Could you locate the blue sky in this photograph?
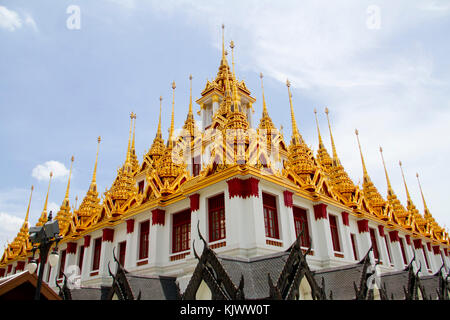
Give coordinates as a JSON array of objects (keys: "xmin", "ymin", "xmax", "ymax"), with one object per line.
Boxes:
[{"xmin": 1, "ymin": 0, "xmax": 450, "ymax": 249}]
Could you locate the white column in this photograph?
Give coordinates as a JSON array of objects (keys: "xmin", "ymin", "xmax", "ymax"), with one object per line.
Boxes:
[
  {"xmin": 149, "ymin": 218, "xmax": 168, "ymax": 267},
  {"xmin": 387, "ymin": 231, "xmax": 404, "ymax": 270},
  {"xmin": 125, "ymin": 219, "xmax": 137, "ymax": 270},
  {"xmin": 356, "ymin": 220, "xmax": 373, "ymax": 262},
  {"xmin": 312, "ymin": 204, "xmax": 333, "ymax": 261},
  {"xmin": 339, "ymin": 212, "xmax": 353, "ymax": 262},
  {"xmin": 99, "ymin": 229, "xmax": 114, "ymax": 278},
  {"xmin": 80, "ymin": 236, "xmax": 92, "ymax": 282}
]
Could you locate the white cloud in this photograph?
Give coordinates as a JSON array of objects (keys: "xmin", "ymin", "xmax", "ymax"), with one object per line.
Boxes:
[
  {"xmin": 0, "ymin": 212, "xmax": 25, "ymax": 250},
  {"xmin": 0, "ymin": 6, "xmax": 22, "ymax": 31},
  {"xmin": 32, "ymin": 161, "xmax": 70, "ymax": 181},
  {"xmin": 0, "ymin": 6, "xmax": 37, "ymax": 32}
]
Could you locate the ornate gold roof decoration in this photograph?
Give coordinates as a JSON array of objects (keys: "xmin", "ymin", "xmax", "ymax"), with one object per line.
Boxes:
[
  {"xmin": 55, "ymin": 156, "xmax": 74, "ymax": 235},
  {"xmin": 355, "ymin": 129, "xmax": 386, "ymax": 217},
  {"xmin": 379, "ymin": 147, "xmax": 407, "ymax": 223},
  {"xmin": 324, "ymin": 108, "xmax": 356, "ymax": 200},
  {"xmin": 36, "ymin": 171, "xmax": 53, "ymax": 226},
  {"xmin": 416, "ymin": 173, "xmax": 443, "ymax": 238},
  {"xmin": 74, "ymin": 137, "xmax": 102, "ymax": 230},
  {"xmin": 284, "ymin": 80, "xmax": 317, "ymax": 182},
  {"xmin": 182, "ymin": 75, "xmax": 201, "ymax": 140},
  {"xmin": 130, "ymin": 113, "xmax": 140, "ymax": 173},
  {"xmin": 398, "ymin": 161, "xmax": 422, "ymax": 231},
  {"xmin": 314, "ymin": 109, "xmax": 332, "ymax": 171}
]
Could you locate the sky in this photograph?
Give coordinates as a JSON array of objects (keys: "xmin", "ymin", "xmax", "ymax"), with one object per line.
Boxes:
[{"xmin": 1, "ymin": 0, "xmax": 450, "ymax": 250}]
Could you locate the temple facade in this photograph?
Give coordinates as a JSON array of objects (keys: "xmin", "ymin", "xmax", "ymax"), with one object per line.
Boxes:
[{"xmin": 1, "ymin": 27, "xmax": 449, "ymax": 300}]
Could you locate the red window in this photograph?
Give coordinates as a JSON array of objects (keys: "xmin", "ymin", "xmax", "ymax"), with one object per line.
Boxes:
[
  {"xmin": 208, "ymin": 194, "xmax": 226, "ymax": 242},
  {"xmin": 384, "ymin": 236, "xmax": 392, "ymax": 264},
  {"xmin": 263, "ymin": 193, "xmax": 279, "ymax": 239},
  {"xmin": 350, "ymin": 233, "xmax": 359, "ymax": 260},
  {"xmin": 399, "ymin": 238, "xmax": 408, "ymax": 265},
  {"xmin": 139, "ymin": 221, "xmax": 150, "ymax": 260},
  {"xmin": 118, "ymin": 241, "xmax": 127, "ymax": 266},
  {"xmin": 78, "ymin": 245, "xmax": 85, "ymax": 273},
  {"xmin": 172, "ymin": 209, "xmax": 191, "ymax": 253},
  {"xmin": 192, "ymin": 156, "xmax": 201, "ymax": 177},
  {"xmin": 369, "ymin": 228, "xmax": 380, "ymax": 260},
  {"xmin": 422, "ymin": 247, "xmax": 430, "ymax": 270},
  {"xmin": 329, "ymin": 215, "xmax": 341, "ymax": 252},
  {"xmin": 92, "ymin": 237, "xmax": 102, "ymax": 271},
  {"xmin": 293, "ymin": 206, "xmax": 310, "ymax": 248},
  {"xmin": 138, "ymin": 180, "xmax": 145, "ymax": 194},
  {"xmin": 58, "ymin": 250, "xmax": 67, "ymax": 279}
]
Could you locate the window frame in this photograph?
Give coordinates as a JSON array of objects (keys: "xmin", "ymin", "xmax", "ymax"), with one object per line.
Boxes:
[
  {"xmin": 92, "ymin": 237, "xmax": 102, "ymax": 272},
  {"xmin": 172, "ymin": 209, "xmax": 191, "ymax": 253},
  {"xmin": 329, "ymin": 214, "xmax": 341, "ymax": 253},
  {"xmin": 262, "ymin": 192, "xmax": 280, "ymax": 240},
  {"xmin": 369, "ymin": 228, "xmax": 380, "ymax": 261},
  {"xmin": 58, "ymin": 249, "xmax": 67, "ymax": 280},
  {"xmin": 208, "ymin": 193, "xmax": 226, "ymax": 243},
  {"xmin": 292, "ymin": 206, "xmax": 310, "ymax": 248},
  {"xmin": 138, "ymin": 220, "xmax": 150, "ymax": 260}
]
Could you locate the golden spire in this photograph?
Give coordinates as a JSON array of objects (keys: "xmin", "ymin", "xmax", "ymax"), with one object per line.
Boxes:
[
  {"xmin": 355, "ymin": 129, "xmax": 369, "ymax": 179},
  {"xmin": 92, "ymin": 136, "xmax": 101, "ymax": 185},
  {"xmin": 230, "ymin": 40, "xmax": 235, "ymax": 79},
  {"xmin": 168, "ymin": 81, "xmax": 176, "ymax": 148},
  {"xmin": 64, "ymin": 156, "xmax": 74, "ymax": 204},
  {"xmin": 314, "ymin": 109, "xmax": 325, "ymax": 148},
  {"xmin": 260, "ymin": 73, "xmax": 268, "ymax": 117},
  {"xmin": 183, "ymin": 75, "xmax": 200, "ymax": 139},
  {"xmin": 25, "ymin": 185, "xmax": 34, "ymax": 223},
  {"xmin": 130, "ymin": 112, "xmax": 139, "ymax": 172},
  {"xmin": 314, "ymin": 108, "xmax": 332, "ymax": 170},
  {"xmin": 189, "ymin": 75, "xmax": 193, "ymax": 116},
  {"xmin": 399, "ymin": 161, "xmax": 413, "ymax": 206},
  {"xmin": 398, "ymin": 161, "xmax": 420, "ymax": 225},
  {"xmin": 157, "ymin": 96, "xmax": 163, "ymax": 138},
  {"xmin": 416, "ymin": 173, "xmax": 431, "ymax": 218},
  {"xmin": 126, "ymin": 112, "xmax": 134, "ymax": 164},
  {"xmin": 37, "ymin": 172, "xmax": 53, "ymax": 226},
  {"xmin": 222, "ymin": 24, "xmax": 225, "ymax": 63},
  {"xmin": 286, "ymin": 79, "xmax": 301, "ymax": 144},
  {"xmin": 379, "ymin": 147, "xmax": 394, "ymax": 196},
  {"xmin": 325, "ymin": 107, "xmax": 339, "ymax": 164}
]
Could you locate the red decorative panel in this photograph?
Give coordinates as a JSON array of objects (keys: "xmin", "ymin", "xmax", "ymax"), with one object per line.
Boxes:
[
  {"xmin": 444, "ymin": 248, "xmax": 448, "ymax": 256},
  {"xmin": 126, "ymin": 219, "xmax": 135, "ymax": 234},
  {"xmin": 283, "ymin": 190, "xmax": 293, "ymax": 208},
  {"xmin": 16, "ymin": 261, "xmax": 25, "ymax": 271},
  {"xmin": 84, "ymin": 235, "xmax": 91, "ymax": 248},
  {"xmin": 341, "ymin": 212, "xmax": 349, "ymax": 226},
  {"xmin": 388, "ymin": 230, "xmax": 399, "ymax": 242},
  {"xmin": 413, "ymin": 239, "xmax": 422, "ymax": 249},
  {"xmin": 7, "ymin": 265, "xmax": 12, "ymax": 273},
  {"xmin": 170, "ymin": 252, "xmax": 190, "ymax": 261},
  {"xmin": 432, "ymin": 245, "xmax": 441, "ymax": 255},
  {"xmin": 0, "ymin": 269, "xmax": 5, "ymax": 277},
  {"xmin": 66, "ymin": 242, "xmax": 77, "ymax": 255},
  {"xmin": 378, "ymin": 225, "xmax": 385, "ymax": 237},
  {"xmin": 190, "ymin": 194, "xmax": 200, "ymax": 212},
  {"xmin": 152, "ymin": 209, "xmax": 165, "ymax": 226},
  {"xmin": 102, "ymin": 228, "xmax": 114, "ymax": 242},
  {"xmin": 357, "ymin": 220, "xmax": 369, "ymax": 233},
  {"xmin": 313, "ymin": 203, "xmax": 328, "ymax": 221},
  {"xmin": 405, "ymin": 235, "xmax": 411, "ymax": 245},
  {"xmin": 266, "ymin": 239, "xmax": 283, "ymax": 247},
  {"xmin": 226, "ymin": 177, "xmax": 259, "ymax": 199},
  {"xmin": 426, "ymin": 242, "xmax": 431, "ymax": 252},
  {"xmin": 210, "ymin": 241, "xmax": 226, "ymax": 250}
]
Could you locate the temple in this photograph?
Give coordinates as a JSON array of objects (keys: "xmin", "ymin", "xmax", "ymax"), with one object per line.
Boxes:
[{"xmin": 1, "ymin": 26, "xmax": 449, "ymax": 300}]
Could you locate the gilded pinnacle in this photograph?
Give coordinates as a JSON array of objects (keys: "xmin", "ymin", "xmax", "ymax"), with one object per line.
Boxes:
[{"xmin": 324, "ymin": 108, "xmax": 339, "ymax": 162}]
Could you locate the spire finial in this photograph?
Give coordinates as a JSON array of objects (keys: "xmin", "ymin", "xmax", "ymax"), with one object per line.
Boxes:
[
  {"xmin": 92, "ymin": 136, "xmax": 101, "ymax": 184},
  {"xmin": 325, "ymin": 107, "xmax": 339, "ymax": 162},
  {"xmin": 188, "ymin": 75, "xmax": 193, "ymax": 116},
  {"xmin": 286, "ymin": 79, "xmax": 300, "ymax": 140},
  {"xmin": 260, "ymin": 73, "xmax": 269, "ymax": 117},
  {"xmin": 379, "ymin": 146, "xmax": 393, "ymax": 195},
  {"xmin": 416, "ymin": 172, "xmax": 429, "ymax": 213},
  {"xmin": 222, "ymin": 24, "xmax": 225, "ymax": 60},
  {"xmin": 399, "ymin": 160, "xmax": 413, "ymax": 204},
  {"xmin": 64, "ymin": 156, "xmax": 74, "ymax": 202},
  {"xmin": 43, "ymin": 171, "xmax": 53, "ymax": 214},
  {"xmin": 126, "ymin": 112, "xmax": 135, "ymax": 163},
  {"xmin": 131, "ymin": 112, "xmax": 137, "ymax": 154},
  {"xmin": 230, "ymin": 40, "xmax": 235, "ymax": 79},
  {"xmin": 169, "ymin": 81, "xmax": 176, "ymax": 147},
  {"xmin": 157, "ymin": 96, "xmax": 163, "ymax": 138},
  {"xmin": 314, "ymin": 108, "xmax": 324, "ymax": 147},
  {"xmin": 25, "ymin": 185, "xmax": 34, "ymax": 223},
  {"xmin": 355, "ymin": 129, "xmax": 369, "ymax": 179}
]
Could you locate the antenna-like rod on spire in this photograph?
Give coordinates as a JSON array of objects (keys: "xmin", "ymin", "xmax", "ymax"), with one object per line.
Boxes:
[
  {"xmin": 126, "ymin": 112, "xmax": 135, "ymax": 162},
  {"xmin": 64, "ymin": 156, "xmax": 74, "ymax": 202},
  {"xmin": 230, "ymin": 40, "xmax": 235, "ymax": 78},
  {"xmin": 260, "ymin": 73, "xmax": 269, "ymax": 117},
  {"xmin": 379, "ymin": 147, "xmax": 393, "ymax": 195},
  {"xmin": 169, "ymin": 81, "xmax": 176, "ymax": 147},
  {"xmin": 325, "ymin": 108, "xmax": 339, "ymax": 162},
  {"xmin": 416, "ymin": 173, "xmax": 429, "ymax": 214},
  {"xmin": 25, "ymin": 185, "xmax": 34, "ymax": 223},
  {"xmin": 188, "ymin": 75, "xmax": 193, "ymax": 116},
  {"xmin": 314, "ymin": 108, "xmax": 324, "ymax": 148},
  {"xmin": 221, "ymin": 24, "xmax": 226, "ymax": 62},
  {"xmin": 399, "ymin": 161, "xmax": 413, "ymax": 204},
  {"xmin": 132, "ymin": 113, "xmax": 137, "ymax": 154},
  {"xmin": 355, "ymin": 129, "xmax": 369, "ymax": 179},
  {"xmin": 157, "ymin": 96, "xmax": 163, "ymax": 138},
  {"xmin": 92, "ymin": 136, "xmax": 101, "ymax": 184},
  {"xmin": 43, "ymin": 172, "xmax": 53, "ymax": 215},
  {"xmin": 286, "ymin": 79, "xmax": 300, "ymax": 140}
]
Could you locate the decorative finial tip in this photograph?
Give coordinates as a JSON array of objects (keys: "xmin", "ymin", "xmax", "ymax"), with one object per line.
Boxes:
[
  {"xmin": 160, "ymin": 96, "xmax": 163, "ymax": 101},
  {"xmin": 50, "ymin": 171, "xmax": 53, "ymax": 178},
  {"xmin": 399, "ymin": 160, "xmax": 402, "ymax": 166},
  {"xmin": 379, "ymin": 146, "xmax": 383, "ymax": 152},
  {"xmin": 355, "ymin": 129, "xmax": 359, "ymax": 135},
  {"xmin": 172, "ymin": 81, "xmax": 176, "ymax": 90},
  {"xmin": 325, "ymin": 107, "xmax": 329, "ymax": 114},
  {"xmin": 222, "ymin": 24, "xmax": 224, "ymax": 29},
  {"xmin": 71, "ymin": 155, "xmax": 74, "ymax": 162},
  {"xmin": 314, "ymin": 108, "xmax": 317, "ymax": 114},
  {"xmin": 31, "ymin": 185, "xmax": 34, "ymax": 191},
  {"xmin": 230, "ymin": 40, "xmax": 234, "ymax": 49},
  {"xmin": 98, "ymin": 136, "xmax": 101, "ymax": 143},
  {"xmin": 260, "ymin": 72, "xmax": 263, "ymax": 79},
  {"xmin": 416, "ymin": 173, "xmax": 419, "ymax": 178},
  {"xmin": 189, "ymin": 74, "xmax": 192, "ymax": 81},
  {"xmin": 286, "ymin": 79, "xmax": 291, "ymax": 87}
]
